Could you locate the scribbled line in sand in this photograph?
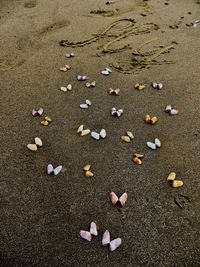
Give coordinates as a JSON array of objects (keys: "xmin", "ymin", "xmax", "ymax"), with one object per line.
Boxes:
[
  {"xmin": 111, "ymin": 39, "xmax": 178, "ymax": 74},
  {"xmin": 59, "ymin": 18, "xmax": 159, "ymax": 54}
]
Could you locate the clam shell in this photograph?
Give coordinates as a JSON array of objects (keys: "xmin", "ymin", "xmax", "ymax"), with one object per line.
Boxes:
[
  {"xmin": 151, "ymin": 116, "xmax": 158, "ymax": 125},
  {"xmin": 147, "ymin": 142, "xmax": 156, "ymax": 150},
  {"xmin": 165, "ymin": 105, "xmax": 172, "ymax": 112},
  {"xmin": 119, "ymin": 192, "xmax": 128, "ymax": 206},
  {"xmin": 27, "ymin": 144, "xmax": 37, "ymax": 151},
  {"xmin": 41, "ymin": 120, "xmax": 49, "ymax": 126},
  {"xmin": 134, "ymin": 83, "xmax": 139, "ymax": 89},
  {"xmin": 121, "ymin": 136, "xmax": 131, "ymax": 143},
  {"xmin": 110, "ymin": 238, "xmax": 122, "ymax": 252},
  {"xmin": 152, "ymin": 82, "xmax": 158, "ymax": 89},
  {"xmin": 101, "ymin": 70, "xmax": 109, "ymax": 75},
  {"xmin": 34, "ymin": 137, "xmax": 42, "ymax": 147},
  {"xmin": 80, "ymin": 230, "xmax": 92, "ymax": 241},
  {"xmin": 60, "ymin": 86, "xmax": 67, "ymax": 92},
  {"xmin": 83, "ymin": 164, "xmax": 91, "ymax": 171},
  {"xmin": 47, "ymin": 164, "xmax": 54, "ymax": 174},
  {"xmin": 81, "ymin": 129, "xmax": 91, "ymax": 136},
  {"xmin": 170, "ymin": 109, "xmax": 179, "ymax": 115},
  {"xmin": 126, "ymin": 131, "xmax": 134, "ymax": 139},
  {"xmin": 102, "ymin": 230, "xmax": 110, "ymax": 246},
  {"xmin": 90, "ymin": 222, "xmax": 98, "ymax": 236},
  {"xmin": 37, "ymin": 108, "xmax": 43, "ymax": 116},
  {"xmin": 85, "ymin": 99, "xmax": 91, "ymax": 106},
  {"xmin": 80, "ymin": 103, "xmax": 88, "ymax": 109},
  {"xmin": 145, "ymin": 114, "xmax": 151, "ymax": 123},
  {"xmin": 91, "ymin": 131, "xmax": 100, "ymax": 140},
  {"xmin": 85, "ymin": 170, "xmax": 94, "ymax": 177},
  {"xmin": 134, "ymin": 153, "xmax": 144, "ymax": 158},
  {"xmin": 132, "ymin": 156, "xmax": 142, "ymax": 165},
  {"xmin": 45, "ymin": 116, "xmax": 52, "ymax": 122},
  {"xmin": 100, "ymin": 129, "xmax": 106, "ymax": 138},
  {"xmin": 67, "ymin": 84, "xmax": 72, "ymax": 91},
  {"xmin": 53, "ymin": 165, "xmax": 62, "ymax": 175},
  {"xmin": 155, "ymin": 138, "xmax": 161, "ymax": 147},
  {"xmin": 138, "ymin": 84, "xmax": 145, "ymax": 90},
  {"xmin": 77, "ymin": 124, "xmax": 84, "ymax": 133},
  {"xmin": 110, "ymin": 192, "xmax": 118, "ymax": 205},
  {"xmin": 167, "ymin": 172, "xmax": 176, "ymax": 181},
  {"xmin": 172, "ymin": 180, "xmax": 183, "ymax": 188}
]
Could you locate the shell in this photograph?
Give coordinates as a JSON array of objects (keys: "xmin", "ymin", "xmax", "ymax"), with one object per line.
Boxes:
[
  {"xmin": 67, "ymin": 84, "xmax": 72, "ymax": 91},
  {"xmin": 45, "ymin": 116, "xmax": 52, "ymax": 122},
  {"xmin": 60, "ymin": 86, "xmax": 67, "ymax": 92},
  {"xmin": 147, "ymin": 142, "xmax": 156, "ymax": 150},
  {"xmin": 80, "ymin": 230, "xmax": 92, "ymax": 241},
  {"xmin": 100, "ymin": 129, "xmax": 106, "ymax": 139},
  {"xmin": 145, "ymin": 114, "xmax": 151, "ymax": 123},
  {"xmin": 121, "ymin": 136, "xmax": 131, "ymax": 143},
  {"xmin": 81, "ymin": 129, "xmax": 91, "ymax": 136},
  {"xmin": 126, "ymin": 131, "xmax": 134, "ymax": 139},
  {"xmin": 110, "ymin": 192, "xmax": 118, "ymax": 205},
  {"xmin": 91, "ymin": 131, "xmax": 100, "ymax": 140},
  {"xmin": 119, "ymin": 192, "xmax": 128, "ymax": 206},
  {"xmin": 53, "ymin": 165, "xmax": 62, "ymax": 175},
  {"xmin": 85, "ymin": 170, "xmax": 94, "ymax": 177},
  {"xmin": 155, "ymin": 138, "xmax": 161, "ymax": 147},
  {"xmin": 80, "ymin": 104, "xmax": 88, "ymax": 109},
  {"xmin": 138, "ymin": 84, "xmax": 145, "ymax": 90},
  {"xmin": 134, "ymin": 83, "xmax": 140, "ymax": 89},
  {"xmin": 172, "ymin": 180, "xmax": 183, "ymax": 188},
  {"xmin": 102, "ymin": 230, "xmax": 110, "ymax": 246},
  {"xmin": 41, "ymin": 120, "xmax": 49, "ymax": 126},
  {"xmin": 170, "ymin": 109, "xmax": 179, "ymax": 115},
  {"xmin": 134, "ymin": 153, "xmax": 144, "ymax": 158},
  {"xmin": 77, "ymin": 125, "xmax": 84, "ymax": 133},
  {"xmin": 34, "ymin": 137, "xmax": 42, "ymax": 147},
  {"xmin": 152, "ymin": 82, "xmax": 158, "ymax": 89},
  {"xmin": 165, "ymin": 105, "xmax": 172, "ymax": 112},
  {"xmin": 83, "ymin": 164, "xmax": 91, "ymax": 171},
  {"xmin": 167, "ymin": 172, "xmax": 176, "ymax": 181},
  {"xmin": 151, "ymin": 116, "xmax": 158, "ymax": 125},
  {"xmin": 109, "ymin": 238, "xmax": 122, "ymax": 251},
  {"xmin": 85, "ymin": 99, "xmax": 91, "ymax": 106},
  {"xmin": 27, "ymin": 144, "xmax": 37, "ymax": 151},
  {"xmin": 101, "ymin": 70, "xmax": 109, "ymax": 75},
  {"xmin": 158, "ymin": 83, "xmax": 163, "ymax": 89},
  {"xmin": 132, "ymin": 156, "xmax": 142, "ymax": 165},
  {"xmin": 90, "ymin": 222, "xmax": 98, "ymax": 236},
  {"xmin": 47, "ymin": 164, "xmax": 54, "ymax": 174}
]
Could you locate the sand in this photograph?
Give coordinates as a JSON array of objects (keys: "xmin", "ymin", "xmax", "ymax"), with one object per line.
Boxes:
[{"xmin": 0, "ymin": 0, "xmax": 200, "ymax": 266}]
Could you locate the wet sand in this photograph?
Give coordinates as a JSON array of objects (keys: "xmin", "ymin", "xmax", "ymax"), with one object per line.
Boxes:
[{"xmin": 0, "ymin": 0, "xmax": 200, "ymax": 266}]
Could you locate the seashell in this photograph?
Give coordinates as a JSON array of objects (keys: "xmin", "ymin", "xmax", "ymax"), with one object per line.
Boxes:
[
  {"xmin": 47, "ymin": 164, "xmax": 54, "ymax": 174},
  {"xmin": 90, "ymin": 222, "xmax": 98, "ymax": 236},
  {"xmin": 80, "ymin": 230, "xmax": 92, "ymax": 241},
  {"xmin": 91, "ymin": 131, "xmax": 100, "ymax": 140},
  {"xmin": 80, "ymin": 104, "xmax": 88, "ymax": 109},
  {"xmin": 60, "ymin": 65, "xmax": 70, "ymax": 72},
  {"xmin": 60, "ymin": 86, "xmax": 67, "ymax": 92},
  {"xmin": 170, "ymin": 109, "xmax": 179, "ymax": 115},
  {"xmin": 145, "ymin": 114, "xmax": 151, "ymax": 123},
  {"xmin": 85, "ymin": 82, "xmax": 91, "ymax": 88},
  {"xmin": 138, "ymin": 84, "xmax": 145, "ymax": 90},
  {"xmin": 172, "ymin": 180, "xmax": 183, "ymax": 188},
  {"xmin": 32, "ymin": 108, "xmax": 43, "ymax": 116},
  {"xmin": 67, "ymin": 84, "xmax": 72, "ymax": 91},
  {"xmin": 152, "ymin": 82, "xmax": 158, "ymax": 89},
  {"xmin": 77, "ymin": 75, "xmax": 82, "ymax": 81},
  {"xmin": 165, "ymin": 105, "xmax": 172, "ymax": 112},
  {"xmin": 109, "ymin": 192, "xmax": 118, "ymax": 205},
  {"xmin": 85, "ymin": 170, "xmax": 94, "ymax": 177},
  {"xmin": 45, "ymin": 116, "xmax": 52, "ymax": 122},
  {"xmin": 126, "ymin": 131, "xmax": 134, "ymax": 139},
  {"xmin": 41, "ymin": 120, "xmax": 49, "ymax": 126},
  {"xmin": 53, "ymin": 165, "xmax": 62, "ymax": 175},
  {"xmin": 167, "ymin": 172, "xmax": 176, "ymax": 181},
  {"xmin": 81, "ymin": 129, "xmax": 91, "ymax": 136},
  {"xmin": 102, "ymin": 230, "xmax": 111, "ymax": 246},
  {"xmin": 132, "ymin": 156, "xmax": 142, "ymax": 165},
  {"xmin": 100, "ymin": 129, "xmax": 106, "ymax": 139},
  {"xmin": 82, "ymin": 76, "xmax": 87, "ymax": 81},
  {"xmin": 155, "ymin": 138, "xmax": 161, "ymax": 147},
  {"xmin": 109, "ymin": 238, "xmax": 122, "ymax": 251},
  {"xmin": 77, "ymin": 125, "xmax": 84, "ymax": 133},
  {"xmin": 34, "ymin": 137, "xmax": 42, "ymax": 147},
  {"xmin": 151, "ymin": 116, "xmax": 158, "ymax": 125},
  {"xmin": 147, "ymin": 142, "xmax": 156, "ymax": 150},
  {"xmin": 119, "ymin": 192, "xmax": 128, "ymax": 206},
  {"xmin": 101, "ymin": 70, "xmax": 109, "ymax": 75},
  {"xmin": 134, "ymin": 83, "xmax": 140, "ymax": 89},
  {"xmin": 47, "ymin": 164, "xmax": 62, "ymax": 175},
  {"xmin": 121, "ymin": 136, "xmax": 131, "ymax": 143},
  {"xmin": 157, "ymin": 83, "xmax": 163, "ymax": 89},
  {"xmin": 27, "ymin": 144, "xmax": 37, "ymax": 151},
  {"xmin": 106, "ymin": 67, "xmax": 112, "ymax": 73},
  {"xmin": 85, "ymin": 99, "xmax": 91, "ymax": 106},
  {"xmin": 65, "ymin": 52, "xmax": 74, "ymax": 58},
  {"xmin": 83, "ymin": 164, "xmax": 91, "ymax": 171},
  {"xmin": 134, "ymin": 153, "xmax": 144, "ymax": 158}
]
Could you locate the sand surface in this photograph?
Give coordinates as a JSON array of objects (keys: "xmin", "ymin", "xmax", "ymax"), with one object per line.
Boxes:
[{"xmin": 0, "ymin": 0, "xmax": 200, "ymax": 266}]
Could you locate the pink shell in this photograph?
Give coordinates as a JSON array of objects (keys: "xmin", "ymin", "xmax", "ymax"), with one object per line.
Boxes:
[{"xmin": 80, "ymin": 230, "xmax": 92, "ymax": 241}]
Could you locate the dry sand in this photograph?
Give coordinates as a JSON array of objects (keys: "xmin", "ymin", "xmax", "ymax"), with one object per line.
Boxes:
[{"xmin": 0, "ymin": 0, "xmax": 200, "ymax": 266}]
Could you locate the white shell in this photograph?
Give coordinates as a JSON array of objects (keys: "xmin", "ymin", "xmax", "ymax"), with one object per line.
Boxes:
[
  {"xmin": 80, "ymin": 104, "xmax": 88, "ymax": 109},
  {"xmin": 102, "ymin": 230, "xmax": 110, "ymax": 246},
  {"xmin": 27, "ymin": 144, "xmax": 37, "ymax": 151},
  {"xmin": 34, "ymin": 137, "xmax": 42, "ymax": 147},
  {"xmin": 80, "ymin": 230, "xmax": 92, "ymax": 241},
  {"xmin": 67, "ymin": 84, "xmax": 72, "ymax": 91},
  {"xmin": 47, "ymin": 164, "xmax": 54, "ymax": 174},
  {"xmin": 170, "ymin": 109, "xmax": 179, "ymax": 115},
  {"xmin": 147, "ymin": 142, "xmax": 156, "ymax": 150},
  {"xmin": 53, "ymin": 165, "xmax": 62, "ymax": 175},
  {"xmin": 105, "ymin": 67, "xmax": 112, "ymax": 73},
  {"xmin": 110, "ymin": 238, "xmax": 122, "ymax": 251},
  {"xmin": 165, "ymin": 105, "xmax": 172, "ymax": 112},
  {"xmin": 85, "ymin": 99, "xmax": 91, "ymax": 106},
  {"xmin": 60, "ymin": 87, "xmax": 67, "ymax": 92},
  {"xmin": 91, "ymin": 131, "xmax": 100, "ymax": 140},
  {"xmin": 158, "ymin": 83, "xmax": 163, "ymax": 89},
  {"xmin": 155, "ymin": 138, "xmax": 161, "ymax": 147},
  {"xmin": 101, "ymin": 70, "xmax": 109, "ymax": 75},
  {"xmin": 100, "ymin": 129, "xmax": 106, "ymax": 138},
  {"xmin": 152, "ymin": 82, "xmax": 158, "ymax": 88},
  {"xmin": 90, "ymin": 222, "xmax": 98, "ymax": 236}
]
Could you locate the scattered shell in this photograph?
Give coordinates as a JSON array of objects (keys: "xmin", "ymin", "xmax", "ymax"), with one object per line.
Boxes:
[
  {"xmin": 167, "ymin": 172, "xmax": 176, "ymax": 181},
  {"xmin": 134, "ymin": 82, "xmax": 145, "ymax": 90},
  {"xmin": 60, "ymin": 65, "xmax": 70, "ymax": 72},
  {"xmin": 83, "ymin": 164, "xmax": 91, "ymax": 171},
  {"xmin": 101, "ymin": 67, "xmax": 112, "ymax": 75},
  {"xmin": 121, "ymin": 136, "xmax": 131, "ymax": 143},
  {"xmin": 155, "ymin": 138, "xmax": 161, "ymax": 147},
  {"xmin": 172, "ymin": 180, "xmax": 183, "ymax": 188},
  {"xmin": 152, "ymin": 82, "xmax": 163, "ymax": 89},
  {"xmin": 170, "ymin": 109, "xmax": 179, "ymax": 115},
  {"xmin": 126, "ymin": 131, "xmax": 134, "ymax": 139},
  {"xmin": 108, "ymin": 88, "xmax": 120, "ymax": 95},
  {"xmin": 85, "ymin": 99, "xmax": 91, "ymax": 106},
  {"xmin": 47, "ymin": 164, "xmax": 62, "ymax": 175},
  {"xmin": 145, "ymin": 114, "xmax": 151, "ymax": 123},
  {"xmin": 27, "ymin": 144, "xmax": 37, "ymax": 151},
  {"xmin": 102, "ymin": 230, "xmax": 110, "ymax": 246},
  {"xmin": 151, "ymin": 116, "xmax": 158, "ymax": 125},
  {"xmin": 32, "ymin": 108, "xmax": 43, "ymax": 116},
  {"xmin": 109, "ymin": 192, "xmax": 118, "ymax": 206},
  {"xmin": 90, "ymin": 222, "xmax": 98, "ymax": 236},
  {"xmin": 86, "ymin": 81, "xmax": 96, "ymax": 88}
]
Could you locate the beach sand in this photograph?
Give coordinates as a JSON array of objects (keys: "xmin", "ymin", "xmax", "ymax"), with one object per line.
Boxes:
[{"xmin": 0, "ymin": 0, "xmax": 200, "ymax": 266}]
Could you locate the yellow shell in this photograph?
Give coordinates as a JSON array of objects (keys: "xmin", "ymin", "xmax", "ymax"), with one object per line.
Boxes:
[
  {"xmin": 167, "ymin": 172, "xmax": 176, "ymax": 181},
  {"xmin": 121, "ymin": 136, "xmax": 131, "ymax": 143},
  {"xmin": 145, "ymin": 114, "xmax": 151, "ymax": 123},
  {"xmin": 134, "ymin": 83, "xmax": 140, "ymax": 89},
  {"xmin": 138, "ymin": 84, "xmax": 145, "ymax": 90},
  {"xmin": 151, "ymin": 116, "xmax": 158, "ymax": 125},
  {"xmin": 85, "ymin": 170, "xmax": 94, "ymax": 177},
  {"xmin": 126, "ymin": 131, "xmax": 134, "ymax": 139},
  {"xmin": 83, "ymin": 164, "xmax": 91, "ymax": 171},
  {"xmin": 41, "ymin": 120, "xmax": 49, "ymax": 126},
  {"xmin": 132, "ymin": 156, "xmax": 142, "ymax": 165},
  {"xmin": 134, "ymin": 153, "xmax": 144, "ymax": 158},
  {"xmin": 27, "ymin": 144, "xmax": 37, "ymax": 151},
  {"xmin": 172, "ymin": 180, "xmax": 183, "ymax": 188},
  {"xmin": 81, "ymin": 129, "xmax": 91, "ymax": 136},
  {"xmin": 45, "ymin": 116, "xmax": 52, "ymax": 122}
]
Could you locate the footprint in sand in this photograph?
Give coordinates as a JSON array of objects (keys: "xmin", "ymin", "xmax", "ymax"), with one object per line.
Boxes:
[{"xmin": 24, "ymin": 0, "xmax": 37, "ymax": 8}]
